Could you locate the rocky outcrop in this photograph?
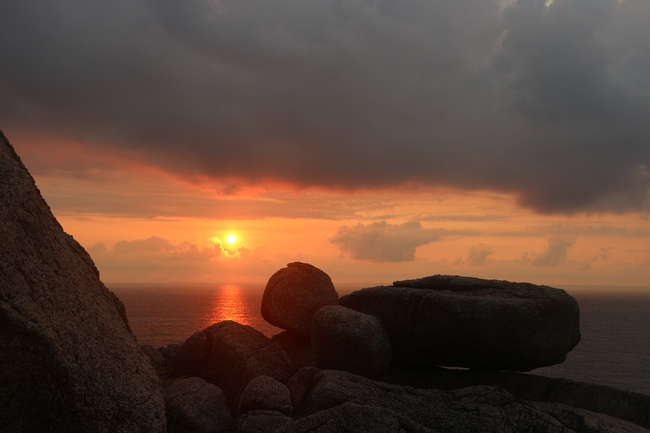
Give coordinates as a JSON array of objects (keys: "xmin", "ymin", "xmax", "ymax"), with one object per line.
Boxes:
[
  {"xmin": 238, "ymin": 375, "xmax": 293, "ymax": 416},
  {"xmin": 261, "ymin": 262, "xmax": 339, "ymax": 337},
  {"xmin": 236, "ymin": 410, "xmax": 292, "ymax": 433},
  {"xmin": 166, "ymin": 321, "xmax": 294, "ymax": 413},
  {"xmin": 0, "ymin": 130, "xmax": 166, "ymax": 431},
  {"xmin": 311, "ymin": 305, "xmax": 392, "ymax": 378},
  {"xmin": 284, "ymin": 369, "xmax": 648, "ymax": 433},
  {"xmin": 340, "ymin": 275, "xmax": 580, "ymax": 371},
  {"xmin": 380, "ymin": 365, "xmax": 650, "ymax": 429},
  {"xmin": 164, "ymin": 377, "xmax": 234, "ymax": 433}
]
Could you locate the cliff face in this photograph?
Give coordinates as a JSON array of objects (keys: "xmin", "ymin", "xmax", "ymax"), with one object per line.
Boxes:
[{"xmin": 0, "ymin": 130, "xmax": 166, "ymax": 432}]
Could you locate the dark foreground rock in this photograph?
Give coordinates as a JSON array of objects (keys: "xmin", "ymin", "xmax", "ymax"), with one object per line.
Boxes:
[
  {"xmin": 238, "ymin": 375, "xmax": 293, "ymax": 416},
  {"xmin": 164, "ymin": 377, "xmax": 234, "ymax": 433},
  {"xmin": 380, "ymin": 365, "xmax": 650, "ymax": 429},
  {"xmin": 340, "ymin": 274, "xmax": 580, "ymax": 371},
  {"xmin": 167, "ymin": 321, "xmax": 294, "ymax": 413},
  {"xmin": 0, "ymin": 131, "xmax": 166, "ymax": 431},
  {"xmin": 271, "ymin": 331, "xmax": 315, "ymax": 369},
  {"xmin": 284, "ymin": 369, "xmax": 648, "ymax": 433},
  {"xmin": 311, "ymin": 305, "xmax": 392, "ymax": 378},
  {"xmin": 262, "ymin": 262, "xmax": 339, "ymax": 337},
  {"xmin": 236, "ymin": 410, "xmax": 292, "ymax": 433}
]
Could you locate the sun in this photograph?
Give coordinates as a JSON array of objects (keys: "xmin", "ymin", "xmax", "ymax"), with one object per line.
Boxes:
[{"xmin": 227, "ymin": 234, "xmax": 237, "ymax": 244}]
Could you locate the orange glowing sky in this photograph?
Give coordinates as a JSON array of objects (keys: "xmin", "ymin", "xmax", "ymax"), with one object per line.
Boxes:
[{"xmin": 2, "ymin": 0, "xmax": 650, "ymax": 289}]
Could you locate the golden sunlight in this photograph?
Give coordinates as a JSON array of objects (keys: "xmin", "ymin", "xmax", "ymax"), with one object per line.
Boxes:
[{"xmin": 227, "ymin": 234, "xmax": 237, "ymax": 244}]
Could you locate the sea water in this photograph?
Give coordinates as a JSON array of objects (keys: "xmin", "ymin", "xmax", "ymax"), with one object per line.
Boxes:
[{"xmin": 110, "ymin": 283, "xmax": 650, "ymax": 396}]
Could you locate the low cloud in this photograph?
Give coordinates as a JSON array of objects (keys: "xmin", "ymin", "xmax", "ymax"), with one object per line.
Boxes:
[
  {"xmin": 466, "ymin": 244, "xmax": 495, "ymax": 267},
  {"xmin": 330, "ymin": 221, "xmax": 445, "ymax": 262},
  {"xmin": 533, "ymin": 237, "xmax": 576, "ymax": 267}
]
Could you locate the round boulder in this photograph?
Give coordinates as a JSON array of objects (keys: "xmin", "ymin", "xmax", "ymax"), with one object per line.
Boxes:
[
  {"xmin": 261, "ymin": 262, "xmax": 339, "ymax": 337},
  {"xmin": 238, "ymin": 375, "xmax": 293, "ymax": 416},
  {"xmin": 311, "ymin": 305, "xmax": 392, "ymax": 378}
]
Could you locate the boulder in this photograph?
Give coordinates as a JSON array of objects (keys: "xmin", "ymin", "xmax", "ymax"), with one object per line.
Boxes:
[
  {"xmin": 236, "ymin": 410, "xmax": 292, "ymax": 433},
  {"xmin": 166, "ymin": 320, "xmax": 294, "ymax": 413},
  {"xmin": 238, "ymin": 375, "xmax": 293, "ymax": 416},
  {"xmin": 340, "ymin": 274, "xmax": 580, "ymax": 371},
  {"xmin": 0, "ymin": 130, "xmax": 166, "ymax": 431},
  {"xmin": 311, "ymin": 305, "xmax": 392, "ymax": 378},
  {"xmin": 164, "ymin": 377, "xmax": 234, "ymax": 433},
  {"xmin": 286, "ymin": 370, "xmax": 648, "ymax": 433},
  {"xmin": 261, "ymin": 262, "xmax": 339, "ymax": 337}
]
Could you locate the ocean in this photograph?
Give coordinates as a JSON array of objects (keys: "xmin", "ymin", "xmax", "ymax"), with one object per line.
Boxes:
[{"xmin": 110, "ymin": 283, "xmax": 650, "ymax": 396}]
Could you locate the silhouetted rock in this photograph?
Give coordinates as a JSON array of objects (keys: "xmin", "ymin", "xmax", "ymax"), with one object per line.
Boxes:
[
  {"xmin": 311, "ymin": 305, "xmax": 392, "ymax": 378},
  {"xmin": 141, "ymin": 344, "xmax": 166, "ymax": 373},
  {"xmin": 271, "ymin": 331, "xmax": 315, "ymax": 369},
  {"xmin": 238, "ymin": 375, "xmax": 293, "ymax": 416},
  {"xmin": 286, "ymin": 366, "xmax": 322, "ymax": 410},
  {"xmin": 236, "ymin": 410, "xmax": 292, "ymax": 433},
  {"xmin": 285, "ymin": 370, "xmax": 647, "ymax": 433},
  {"xmin": 0, "ymin": 130, "xmax": 165, "ymax": 431},
  {"xmin": 167, "ymin": 321, "xmax": 294, "ymax": 413},
  {"xmin": 340, "ymin": 274, "xmax": 580, "ymax": 371},
  {"xmin": 262, "ymin": 262, "xmax": 339, "ymax": 337},
  {"xmin": 164, "ymin": 377, "xmax": 234, "ymax": 433},
  {"xmin": 380, "ymin": 365, "xmax": 650, "ymax": 429}
]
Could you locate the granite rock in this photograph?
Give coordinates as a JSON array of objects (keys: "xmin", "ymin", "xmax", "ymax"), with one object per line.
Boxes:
[
  {"xmin": 340, "ymin": 274, "xmax": 580, "ymax": 371},
  {"xmin": 0, "ymin": 130, "xmax": 166, "ymax": 431},
  {"xmin": 236, "ymin": 410, "xmax": 292, "ymax": 433},
  {"xmin": 164, "ymin": 377, "xmax": 234, "ymax": 433},
  {"xmin": 262, "ymin": 262, "xmax": 339, "ymax": 337},
  {"xmin": 311, "ymin": 305, "xmax": 392, "ymax": 377},
  {"xmin": 238, "ymin": 375, "xmax": 293, "ymax": 416},
  {"xmin": 166, "ymin": 320, "xmax": 294, "ymax": 413}
]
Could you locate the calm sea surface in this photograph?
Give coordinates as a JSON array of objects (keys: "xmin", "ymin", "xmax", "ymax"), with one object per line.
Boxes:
[{"xmin": 110, "ymin": 283, "xmax": 650, "ymax": 396}]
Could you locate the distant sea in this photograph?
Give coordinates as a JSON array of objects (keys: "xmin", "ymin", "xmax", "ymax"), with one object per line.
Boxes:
[{"xmin": 110, "ymin": 283, "xmax": 650, "ymax": 396}]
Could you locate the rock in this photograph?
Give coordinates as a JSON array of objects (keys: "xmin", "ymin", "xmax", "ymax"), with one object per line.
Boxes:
[
  {"xmin": 140, "ymin": 344, "xmax": 166, "ymax": 370},
  {"xmin": 164, "ymin": 377, "xmax": 234, "ymax": 433},
  {"xmin": 238, "ymin": 375, "xmax": 293, "ymax": 416},
  {"xmin": 288, "ymin": 370, "xmax": 648, "ymax": 433},
  {"xmin": 311, "ymin": 305, "xmax": 392, "ymax": 378},
  {"xmin": 380, "ymin": 365, "xmax": 650, "ymax": 429},
  {"xmin": 340, "ymin": 274, "xmax": 580, "ymax": 371},
  {"xmin": 286, "ymin": 366, "xmax": 322, "ymax": 409},
  {"xmin": 166, "ymin": 320, "xmax": 294, "ymax": 413},
  {"xmin": 262, "ymin": 262, "xmax": 339, "ymax": 337},
  {"xmin": 271, "ymin": 331, "xmax": 315, "ymax": 369},
  {"xmin": 236, "ymin": 410, "xmax": 292, "ymax": 433},
  {"xmin": 278, "ymin": 402, "xmax": 405, "ymax": 433},
  {"xmin": 0, "ymin": 130, "xmax": 166, "ymax": 431}
]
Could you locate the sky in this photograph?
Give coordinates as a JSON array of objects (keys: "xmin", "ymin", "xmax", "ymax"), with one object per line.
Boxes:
[{"xmin": 1, "ymin": 0, "xmax": 649, "ymax": 288}]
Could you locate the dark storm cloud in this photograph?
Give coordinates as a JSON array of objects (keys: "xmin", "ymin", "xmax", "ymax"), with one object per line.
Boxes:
[{"xmin": 1, "ymin": 0, "xmax": 649, "ymax": 213}]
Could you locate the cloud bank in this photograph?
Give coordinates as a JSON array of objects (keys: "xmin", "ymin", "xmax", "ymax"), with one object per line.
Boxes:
[{"xmin": 1, "ymin": 0, "xmax": 649, "ymax": 213}]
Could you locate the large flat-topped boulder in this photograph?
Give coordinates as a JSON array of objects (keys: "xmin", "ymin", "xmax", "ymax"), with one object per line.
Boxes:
[
  {"xmin": 339, "ymin": 274, "xmax": 580, "ymax": 371},
  {"xmin": 0, "ymin": 130, "xmax": 166, "ymax": 431}
]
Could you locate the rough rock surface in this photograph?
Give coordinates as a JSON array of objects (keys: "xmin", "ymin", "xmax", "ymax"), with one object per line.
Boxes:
[
  {"xmin": 261, "ymin": 262, "xmax": 339, "ymax": 336},
  {"xmin": 239, "ymin": 375, "xmax": 293, "ymax": 416},
  {"xmin": 166, "ymin": 320, "xmax": 294, "ymax": 413},
  {"xmin": 340, "ymin": 274, "xmax": 580, "ymax": 371},
  {"xmin": 164, "ymin": 377, "xmax": 234, "ymax": 433},
  {"xmin": 380, "ymin": 365, "xmax": 650, "ymax": 429},
  {"xmin": 311, "ymin": 305, "xmax": 392, "ymax": 377},
  {"xmin": 286, "ymin": 369, "xmax": 648, "ymax": 433},
  {"xmin": 0, "ymin": 130, "xmax": 166, "ymax": 431},
  {"xmin": 236, "ymin": 410, "xmax": 292, "ymax": 433}
]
